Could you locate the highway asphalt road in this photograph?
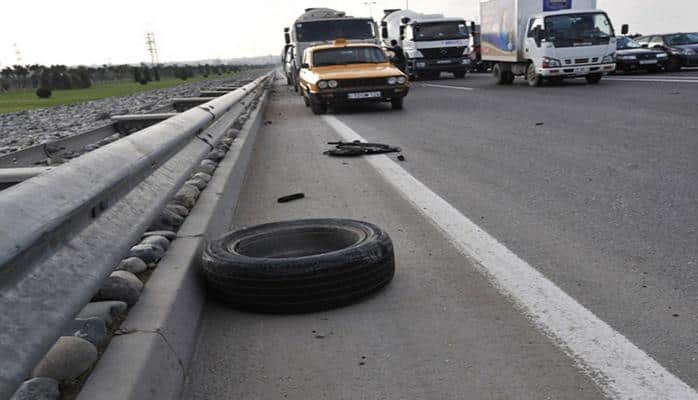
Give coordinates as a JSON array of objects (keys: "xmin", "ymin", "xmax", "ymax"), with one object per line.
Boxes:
[{"xmin": 182, "ymin": 71, "xmax": 698, "ymax": 399}]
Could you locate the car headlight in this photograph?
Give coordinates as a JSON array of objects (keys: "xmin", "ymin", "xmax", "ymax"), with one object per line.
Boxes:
[
  {"xmin": 317, "ymin": 80, "xmax": 328, "ymax": 89},
  {"xmin": 602, "ymin": 54, "xmax": 615, "ymax": 63},
  {"xmin": 542, "ymin": 57, "xmax": 561, "ymax": 68},
  {"xmin": 416, "ymin": 62, "xmax": 427, "ymax": 68},
  {"xmin": 683, "ymin": 48, "xmax": 696, "ymax": 55},
  {"xmin": 656, "ymin": 53, "xmax": 668, "ymax": 58},
  {"xmin": 619, "ymin": 55, "xmax": 637, "ymax": 61},
  {"xmin": 387, "ymin": 77, "xmax": 398, "ymax": 85},
  {"xmin": 461, "ymin": 58, "xmax": 471, "ymax": 64},
  {"xmin": 328, "ymin": 80, "xmax": 338, "ymax": 88},
  {"xmin": 397, "ymin": 76, "xmax": 407, "ymax": 84}
]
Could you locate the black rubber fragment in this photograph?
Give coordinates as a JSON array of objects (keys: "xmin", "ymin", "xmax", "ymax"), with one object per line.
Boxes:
[
  {"xmin": 277, "ymin": 193, "xmax": 305, "ymax": 203},
  {"xmin": 324, "ymin": 141, "xmax": 401, "ymax": 157}
]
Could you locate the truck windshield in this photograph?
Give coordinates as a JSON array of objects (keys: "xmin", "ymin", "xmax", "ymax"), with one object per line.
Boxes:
[
  {"xmin": 313, "ymin": 47, "xmax": 387, "ymax": 67},
  {"xmin": 413, "ymin": 22, "xmax": 468, "ymax": 41},
  {"xmin": 296, "ymin": 20, "xmax": 375, "ymax": 42},
  {"xmin": 544, "ymin": 13, "xmax": 614, "ymax": 48}
]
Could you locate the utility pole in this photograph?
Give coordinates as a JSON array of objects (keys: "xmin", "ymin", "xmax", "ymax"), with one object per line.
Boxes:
[
  {"xmin": 363, "ymin": 1, "xmax": 376, "ymax": 18},
  {"xmin": 145, "ymin": 32, "xmax": 159, "ymax": 65},
  {"xmin": 14, "ymin": 43, "xmax": 23, "ymax": 65}
]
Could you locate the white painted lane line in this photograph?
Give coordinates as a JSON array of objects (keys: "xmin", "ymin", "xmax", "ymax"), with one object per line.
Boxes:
[
  {"xmin": 322, "ymin": 114, "xmax": 698, "ymax": 400},
  {"xmin": 606, "ymin": 77, "xmax": 698, "ymax": 84},
  {"xmin": 421, "ymin": 83, "xmax": 476, "ymax": 91}
]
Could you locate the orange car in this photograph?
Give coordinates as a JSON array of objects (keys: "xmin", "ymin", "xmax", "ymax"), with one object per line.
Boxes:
[{"xmin": 298, "ymin": 40, "xmax": 410, "ymax": 115}]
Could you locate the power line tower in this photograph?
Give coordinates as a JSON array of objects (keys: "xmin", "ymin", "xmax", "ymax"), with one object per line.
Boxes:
[
  {"xmin": 14, "ymin": 43, "xmax": 23, "ymax": 65},
  {"xmin": 145, "ymin": 32, "xmax": 159, "ymax": 65}
]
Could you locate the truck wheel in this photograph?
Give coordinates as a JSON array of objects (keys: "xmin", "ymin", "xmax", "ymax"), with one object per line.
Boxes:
[
  {"xmin": 310, "ymin": 101, "xmax": 327, "ymax": 115},
  {"xmin": 200, "ymin": 219, "xmax": 395, "ymax": 313},
  {"xmin": 493, "ymin": 64, "xmax": 514, "ymax": 85},
  {"xmin": 585, "ymin": 74, "xmax": 602, "ymax": 84},
  {"xmin": 527, "ymin": 63, "xmax": 544, "ymax": 87},
  {"xmin": 453, "ymin": 71, "xmax": 466, "ymax": 79},
  {"xmin": 391, "ymin": 98, "xmax": 404, "ymax": 110}
]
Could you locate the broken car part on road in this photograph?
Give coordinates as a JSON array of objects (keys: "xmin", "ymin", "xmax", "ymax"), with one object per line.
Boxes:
[{"xmin": 324, "ymin": 141, "xmax": 402, "ymax": 157}]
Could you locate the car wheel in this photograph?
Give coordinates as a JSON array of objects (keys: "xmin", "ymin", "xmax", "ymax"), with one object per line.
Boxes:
[
  {"xmin": 201, "ymin": 219, "xmax": 395, "ymax": 313},
  {"xmin": 303, "ymin": 93, "xmax": 310, "ymax": 107},
  {"xmin": 666, "ymin": 57, "xmax": 682, "ymax": 72},
  {"xmin": 453, "ymin": 71, "xmax": 466, "ymax": 79},
  {"xmin": 310, "ymin": 101, "xmax": 327, "ymax": 115},
  {"xmin": 527, "ymin": 63, "xmax": 544, "ymax": 87},
  {"xmin": 586, "ymin": 74, "xmax": 602, "ymax": 84},
  {"xmin": 391, "ymin": 98, "xmax": 404, "ymax": 110}
]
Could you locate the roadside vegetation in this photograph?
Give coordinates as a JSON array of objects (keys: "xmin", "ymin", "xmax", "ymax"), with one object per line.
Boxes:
[
  {"xmin": 0, "ymin": 63, "xmax": 266, "ymax": 114},
  {"xmin": 0, "ymin": 75, "xmax": 232, "ymax": 114}
]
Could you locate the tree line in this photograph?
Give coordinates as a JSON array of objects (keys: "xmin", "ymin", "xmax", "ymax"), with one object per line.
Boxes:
[{"xmin": 0, "ymin": 63, "xmax": 255, "ymax": 98}]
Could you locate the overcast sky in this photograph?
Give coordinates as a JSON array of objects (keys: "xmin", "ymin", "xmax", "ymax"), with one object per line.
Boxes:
[{"xmin": 0, "ymin": 0, "xmax": 695, "ymax": 67}]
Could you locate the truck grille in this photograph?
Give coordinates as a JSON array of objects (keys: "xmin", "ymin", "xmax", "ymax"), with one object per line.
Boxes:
[
  {"xmin": 575, "ymin": 58, "xmax": 589, "ymax": 64},
  {"xmin": 337, "ymin": 78, "xmax": 388, "ymax": 88},
  {"xmin": 420, "ymin": 47, "xmax": 466, "ymax": 59}
]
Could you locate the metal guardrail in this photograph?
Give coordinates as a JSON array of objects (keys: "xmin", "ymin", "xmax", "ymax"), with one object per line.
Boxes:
[{"xmin": 0, "ymin": 72, "xmax": 272, "ymax": 398}]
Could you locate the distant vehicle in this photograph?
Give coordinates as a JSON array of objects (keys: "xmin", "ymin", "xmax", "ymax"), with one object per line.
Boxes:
[
  {"xmin": 480, "ymin": 0, "xmax": 618, "ymax": 86},
  {"xmin": 380, "ymin": 9, "xmax": 471, "ymax": 80},
  {"xmin": 284, "ymin": 8, "xmax": 380, "ymax": 92},
  {"xmin": 635, "ymin": 33, "xmax": 698, "ymax": 72},
  {"xmin": 615, "ymin": 36, "xmax": 668, "ymax": 73},
  {"xmin": 297, "ymin": 40, "xmax": 410, "ymax": 115}
]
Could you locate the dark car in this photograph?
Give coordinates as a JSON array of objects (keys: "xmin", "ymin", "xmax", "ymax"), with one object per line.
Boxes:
[
  {"xmin": 636, "ymin": 32, "xmax": 698, "ymax": 72},
  {"xmin": 615, "ymin": 37, "xmax": 668, "ymax": 73}
]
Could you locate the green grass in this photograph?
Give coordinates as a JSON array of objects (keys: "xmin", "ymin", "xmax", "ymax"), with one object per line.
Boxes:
[{"xmin": 0, "ymin": 74, "xmax": 236, "ymax": 115}]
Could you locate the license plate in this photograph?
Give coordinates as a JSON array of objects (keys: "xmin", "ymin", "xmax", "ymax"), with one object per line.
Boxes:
[
  {"xmin": 347, "ymin": 91, "xmax": 381, "ymax": 99},
  {"xmin": 640, "ymin": 60, "xmax": 658, "ymax": 65},
  {"xmin": 437, "ymin": 59, "xmax": 452, "ymax": 64}
]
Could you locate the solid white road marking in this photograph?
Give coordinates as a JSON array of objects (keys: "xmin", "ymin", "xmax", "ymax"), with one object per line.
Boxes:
[
  {"xmin": 606, "ymin": 77, "xmax": 698, "ymax": 84},
  {"xmin": 421, "ymin": 83, "xmax": 476, "ymax": 91},
  {"xmin": 322, "ymin": 114, "xmax": 698, "ymax": 400}
]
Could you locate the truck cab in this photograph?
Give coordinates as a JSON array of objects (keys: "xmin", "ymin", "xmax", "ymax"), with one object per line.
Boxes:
[
  {"xmin": 523, "ymin": 10, "xmax": 616, "ymax": 84},
  {"xmin": 381, "ymin": 10, "xmax": 471, "ymax": 80},
  {"xmin": 284, "ymin": 8, "xmax": 380, "ymax": 92}
]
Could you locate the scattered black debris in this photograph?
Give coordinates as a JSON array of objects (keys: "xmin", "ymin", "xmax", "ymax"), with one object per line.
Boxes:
[
  {"xmin": 672, "ymin": 313, "xmax": 679, "ymax": 317},
  {"xmin": 535, "ymin": 122, "xmax": 544, "ymax": 126},
  {"xmin": 359, "ymin": 361, "xmax": 366, "ymax": 366},
  {"xmin": 324, "ymin": 140, "xmax": 401, "ymax": 157},
  {"xmin": 278, "ymin": 193, "xmax": 305, "ymax": 203},
  {"xmin": 264, "ymin": 120, "xmax": 273, "ymax": 125},
  {"xmin": 397, "ymin": 154, "xmax": 405, "ymax": 162},
  {"xmin": 314, "ymin": 333, "xmax": 326, "ymax": 339}
]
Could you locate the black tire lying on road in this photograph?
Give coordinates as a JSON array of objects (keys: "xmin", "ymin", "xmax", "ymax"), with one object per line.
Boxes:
[{"xmin": 201, "ymin": 219, "xmax": 395, "ymax": 313}]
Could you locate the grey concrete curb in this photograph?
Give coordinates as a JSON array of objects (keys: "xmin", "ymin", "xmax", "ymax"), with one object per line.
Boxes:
[{"xmin": 76, "ymin": 84, "xmax": 272, "ymax": 400}]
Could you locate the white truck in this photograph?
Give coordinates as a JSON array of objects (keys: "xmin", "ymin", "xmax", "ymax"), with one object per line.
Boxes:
[
  {"xmin": 480, "ymin": 0, "xmax": 618, "ymax": 86},
  {"xmin": 380, "ymin": 9, "xmax": 471, "ymax": 79},
  {"xmin": 283, "ymin": 8, "xmax": 380, "ymax": 91}
]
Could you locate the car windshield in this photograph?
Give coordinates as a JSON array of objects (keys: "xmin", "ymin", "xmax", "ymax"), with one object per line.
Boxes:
[
  {"xmin": 313, "ymin": 47, "xmax": 387, "ymax": 67},
  {"xmin": 413, "ymin": 22, "xmax": 468, "ymax": 41},
  {"xmin": 664, "ymin": 33, "xmax": 698, "ymax": 46},
  {"xmin": 544, "ymin": 12, "xmax": 614, "ymax": 47},
  {"xmin": 295, "ymin": 20, "xmax": 375, "ymax": 42},
  {"xmin": 617, "ymin": 37, "xmax": 642, "ymax": 50}
]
